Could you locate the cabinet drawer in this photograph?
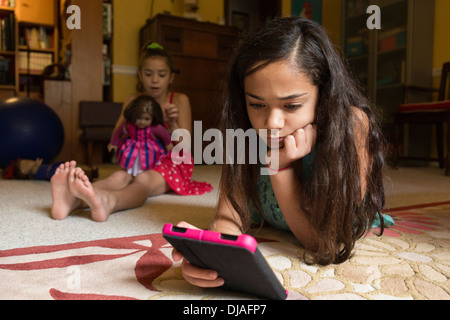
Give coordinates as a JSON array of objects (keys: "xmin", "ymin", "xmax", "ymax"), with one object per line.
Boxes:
[
  {"xmin": 183, "ymin": 30, "xmax": 218, "ymax": 58},
  {"xmin": 218, "ymin": 35, "xmax": 237, "ymax": 59},
  {"xmin": 172, "ymin": 57, "xmax": 223, "ymax": 90},
  {"xmin": 160, "ymin": 26, "xmax": 183, "ymax": 53}
]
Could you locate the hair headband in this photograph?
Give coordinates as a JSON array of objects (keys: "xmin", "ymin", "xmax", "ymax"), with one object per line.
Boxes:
[{"xmin": 147, "ymin": 42, "xmax": 164, "ymax": 50}]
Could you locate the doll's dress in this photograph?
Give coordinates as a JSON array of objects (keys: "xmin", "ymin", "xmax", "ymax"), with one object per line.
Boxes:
[
  {"xmin": 116, "ymin": 122, "xmax": 169, "ymax": 176},
  {"xmin": 113, "ymin": 92, "xmax": 213, "ymax": 195}
]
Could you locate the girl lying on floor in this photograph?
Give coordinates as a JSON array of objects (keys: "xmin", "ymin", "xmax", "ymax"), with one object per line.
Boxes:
[{"xmin": 172, "ymin": 16, "xmax": 392, "ymax": 289}]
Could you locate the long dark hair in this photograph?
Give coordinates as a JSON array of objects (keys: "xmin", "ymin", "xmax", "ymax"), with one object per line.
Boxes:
[{"xmin": 219, "ymin": 16, "xmax": 386, "ymax": 265}]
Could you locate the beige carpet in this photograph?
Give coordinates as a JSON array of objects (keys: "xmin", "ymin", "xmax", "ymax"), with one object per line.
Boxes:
[
  {"xmin": 0, "ymin": 164, "xmax": 449, "ymax": 300},
  {"xmin": 383, "ymin": 165, "xmax": 450, "ymax": 209},
  {"xmin": 0, "ymin": 164, "xmax": 222, "ymax": 251}
]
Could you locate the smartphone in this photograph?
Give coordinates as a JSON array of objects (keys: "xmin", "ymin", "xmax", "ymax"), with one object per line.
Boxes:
[{"xmin": 162, "ymin": 223, "xmax": 287, "ymax": 300}]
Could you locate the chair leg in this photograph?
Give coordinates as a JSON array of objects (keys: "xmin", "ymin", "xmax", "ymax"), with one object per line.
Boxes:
[
  {"xmin": 446, "ymin": 118, "xmax": 450, "ymax": 177},
  {"xmin": 393, "ymin": 118, "xmax": 401, "ymax": 168},
  {"xmin": 86, "ymin": 141, "xmax": 94, "ymax": 168},
  {"xmin": 437, "ymin": 123, "xmax": 445, "ymax": 169}
]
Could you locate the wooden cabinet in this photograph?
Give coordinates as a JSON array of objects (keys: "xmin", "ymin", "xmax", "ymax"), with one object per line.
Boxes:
[{"xmin": 140, "ymin": 14, "xmax": 238, "ymax": 132}]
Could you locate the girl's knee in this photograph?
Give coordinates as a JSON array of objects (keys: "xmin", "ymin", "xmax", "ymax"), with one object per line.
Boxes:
[
  {"xmin": 134, "ymin": 170, "xmax": 168, "ymax": 196},
  {"xmin": 111, "ymin": 170, "xmax": 133, "ymax": 184},
  {"xmin": 134, "ymin": 170, "xmax": 158, "ymax": 185}
]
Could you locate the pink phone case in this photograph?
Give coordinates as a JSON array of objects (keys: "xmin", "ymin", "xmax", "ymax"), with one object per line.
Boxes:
[
  {"xmin": 162, "ymin": 223, "xmax": 287, "ymax": 300},
  {"xmin": 162, "ymin": 224, "xmax": 257, "ymax": 252}
]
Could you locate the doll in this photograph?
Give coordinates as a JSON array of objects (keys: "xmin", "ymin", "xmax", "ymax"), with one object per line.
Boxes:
[{"xmin": 108, "ymin": 95, "xmax": 174, "ymax": 176}]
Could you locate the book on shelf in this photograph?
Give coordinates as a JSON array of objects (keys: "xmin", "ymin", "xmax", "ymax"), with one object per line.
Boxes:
[
  {"xmin": 21, "ymin": 27, "xmax": 54, "ymax": 50},
  {"xmin": 103, "ymin": 2, "xmax": 112, "ymax": 39},
  {"xmin": 0, "ymin": 0, "xmax": 16, "ymax": 8},
  {"xmin": 0, "ymin": 55, "xmax": 14, "ymax": 85},
  {"xmin": 0, "ymin": 12, "xmax": 15, "ymax": 51},
  {"xmin": 18, "ymin": 51, "xmax": 53, "ymax": 73},
  {"xmin": 378, "ymin": 27, "xmax": 407, "ymax": 53}
]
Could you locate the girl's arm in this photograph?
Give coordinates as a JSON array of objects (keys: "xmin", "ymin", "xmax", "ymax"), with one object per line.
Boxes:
[
  {"xmin": 172, "ymin": 194, "xmax": 243, "ymax": 287},
  {"xmin": 165, "ymin": 93, "xmax": 192, "ymax": 134},
  {"xmin": 270, "ymin": 108, "xmax": 370, "ymax": 251},
  {"xmin": 353, "ymin": 107, "xmax": 370, "ymax": 201},
  {"xmin": 267, "ymin": 123, "xmax": 319, "ymax": 251},
  {"xmin": 269, "ymin": 167, "xmax": 319, "ymax": 251},
  {"xmin": 209, "ymin": 194, "xmax": 244, "ymax": 235}
]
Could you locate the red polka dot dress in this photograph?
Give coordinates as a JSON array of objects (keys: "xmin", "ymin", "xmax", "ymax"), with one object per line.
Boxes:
[
  {"xmin": 152, "ymin": 92, "xmax": 213, "ymax": 196},
  {"xmin": 153, "ymin": 151, "xmax": 213, "ymax": 195}
]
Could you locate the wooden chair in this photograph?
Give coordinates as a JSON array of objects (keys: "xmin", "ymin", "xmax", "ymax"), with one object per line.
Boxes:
[
  {"xmin": 80, "ymin": 101, "xmax": 123, "ymax": 167},
  {"xmin": 393, "ymin": 62, "xmax": 450, "ymax": 176}
]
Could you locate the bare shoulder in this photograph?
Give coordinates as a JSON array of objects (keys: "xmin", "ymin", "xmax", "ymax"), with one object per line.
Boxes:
[
  {"xmin": 352, "ymin": 107, "xmax": 369, "ymax": 123},
  {"xmin": 352, "ymin": 107, "xmax": 370, "ymax": 147},
  {"xmin": 352, "ymin": 107, "xmax": 369, "ymax": 130},
  {"xmin": 172, "ymin": 92, "xmax": 190, "ymax": 106}
]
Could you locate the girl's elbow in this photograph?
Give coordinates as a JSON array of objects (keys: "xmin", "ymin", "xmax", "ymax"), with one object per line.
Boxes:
[
  {"xmin": 294, "ymin": 230, "xmax": 319, "ymax": 252},
  {"xmin": 302, "ymin": 238, "xmax": 319, "ymax": 252}
]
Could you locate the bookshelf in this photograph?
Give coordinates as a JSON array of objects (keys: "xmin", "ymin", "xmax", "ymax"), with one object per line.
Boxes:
[
  {"xmin": 341, "ymin": 0, "xmax": 435, "ymax": 137},
  {"xmin": 0, "ymin": 3, "xmax": 16, "ymax": 100},
  {"xmin": 16, "ymin": 0, "xmax": 57, "ymax": 99},
  {"xmin": 0, "ymin": 0, "xmax": 58, "ymax": 101}
]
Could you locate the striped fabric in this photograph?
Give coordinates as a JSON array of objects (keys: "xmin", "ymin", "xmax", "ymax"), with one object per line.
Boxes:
[{"xmin": 116, "ymin": 122, "xmax": 167, "ymax": 172}]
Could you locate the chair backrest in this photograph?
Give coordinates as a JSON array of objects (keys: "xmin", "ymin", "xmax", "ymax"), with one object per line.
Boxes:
[
  {"xmin": 438, "ymin": 62, "xmax": 450, "ymax": 101},
  {"xmin": 79, "ymin": 101, "xmax": 123, "ymax": 127}
]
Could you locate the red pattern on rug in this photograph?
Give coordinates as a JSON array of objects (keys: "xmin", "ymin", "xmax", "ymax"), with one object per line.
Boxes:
[
  {"xmin": 1, "ymin": 201, "xmax": 449, "ymax": 300},
  {"xmin": 0, "ymin": 234, "xmax": 172, "ymax": 300}
]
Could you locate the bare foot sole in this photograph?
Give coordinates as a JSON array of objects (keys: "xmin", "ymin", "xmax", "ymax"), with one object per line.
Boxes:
[
  {"xmin": 68, "ymin": 167, "xmax": 113, "ymax": 222},
  {"xmin": 50, "ymin": 161, "xmax": 82, "ymax": 220}
]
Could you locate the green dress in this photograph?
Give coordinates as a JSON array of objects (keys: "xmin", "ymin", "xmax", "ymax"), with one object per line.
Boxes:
[
  {"xmin": 251, "ymin": 150, "xmax": 394, "ymax": 231},
  {"xmin": 251, "ymin": 151, "xmax": 316, "ymax": 231}
]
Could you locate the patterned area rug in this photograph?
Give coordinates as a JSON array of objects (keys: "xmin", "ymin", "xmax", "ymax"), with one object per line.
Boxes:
[{"xmin": 0, "ymin": 202, "xmax": 449, "ymax": 300}]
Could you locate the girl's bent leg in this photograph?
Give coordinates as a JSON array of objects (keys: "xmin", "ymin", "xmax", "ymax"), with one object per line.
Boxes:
[
  {"xmin": 112, "ymin": 169, "xmax": 171, "ymax": 211},
  {"xmin": 92, "ymin": 169, "xmax": 133, "ymax": 191}
]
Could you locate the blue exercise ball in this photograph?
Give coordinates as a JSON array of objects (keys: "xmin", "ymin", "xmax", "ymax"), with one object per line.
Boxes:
[{"xmin": 0, "ymin": 97, "xmax": 64, "ymax": 168}]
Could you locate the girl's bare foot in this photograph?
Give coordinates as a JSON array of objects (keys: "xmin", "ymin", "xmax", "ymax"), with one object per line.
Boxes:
[
  {"xmin": 68, "ymin": 167, "xmax": 114, "ymax": 222},
  {"xmin": 50, "ymin": 161, "xmax": 82, "ymax": 220}
]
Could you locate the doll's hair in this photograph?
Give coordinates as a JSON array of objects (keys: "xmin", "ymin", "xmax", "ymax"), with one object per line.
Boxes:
[
  {"xmin": 123, "ymin": 94, "xmax": 164, "ymax": 126},
  {"xmin": 136, "ymin": 41, "xmax": 177, "ymax": 92},
  {"xmin": 218, "ymin": 16, "xmax": 386, "ymax": 265}
]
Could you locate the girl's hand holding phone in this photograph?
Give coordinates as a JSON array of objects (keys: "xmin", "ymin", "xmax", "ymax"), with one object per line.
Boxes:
[{"xmin": 171, "ymin": 221, "xmax": 225, "ymax": 288}]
